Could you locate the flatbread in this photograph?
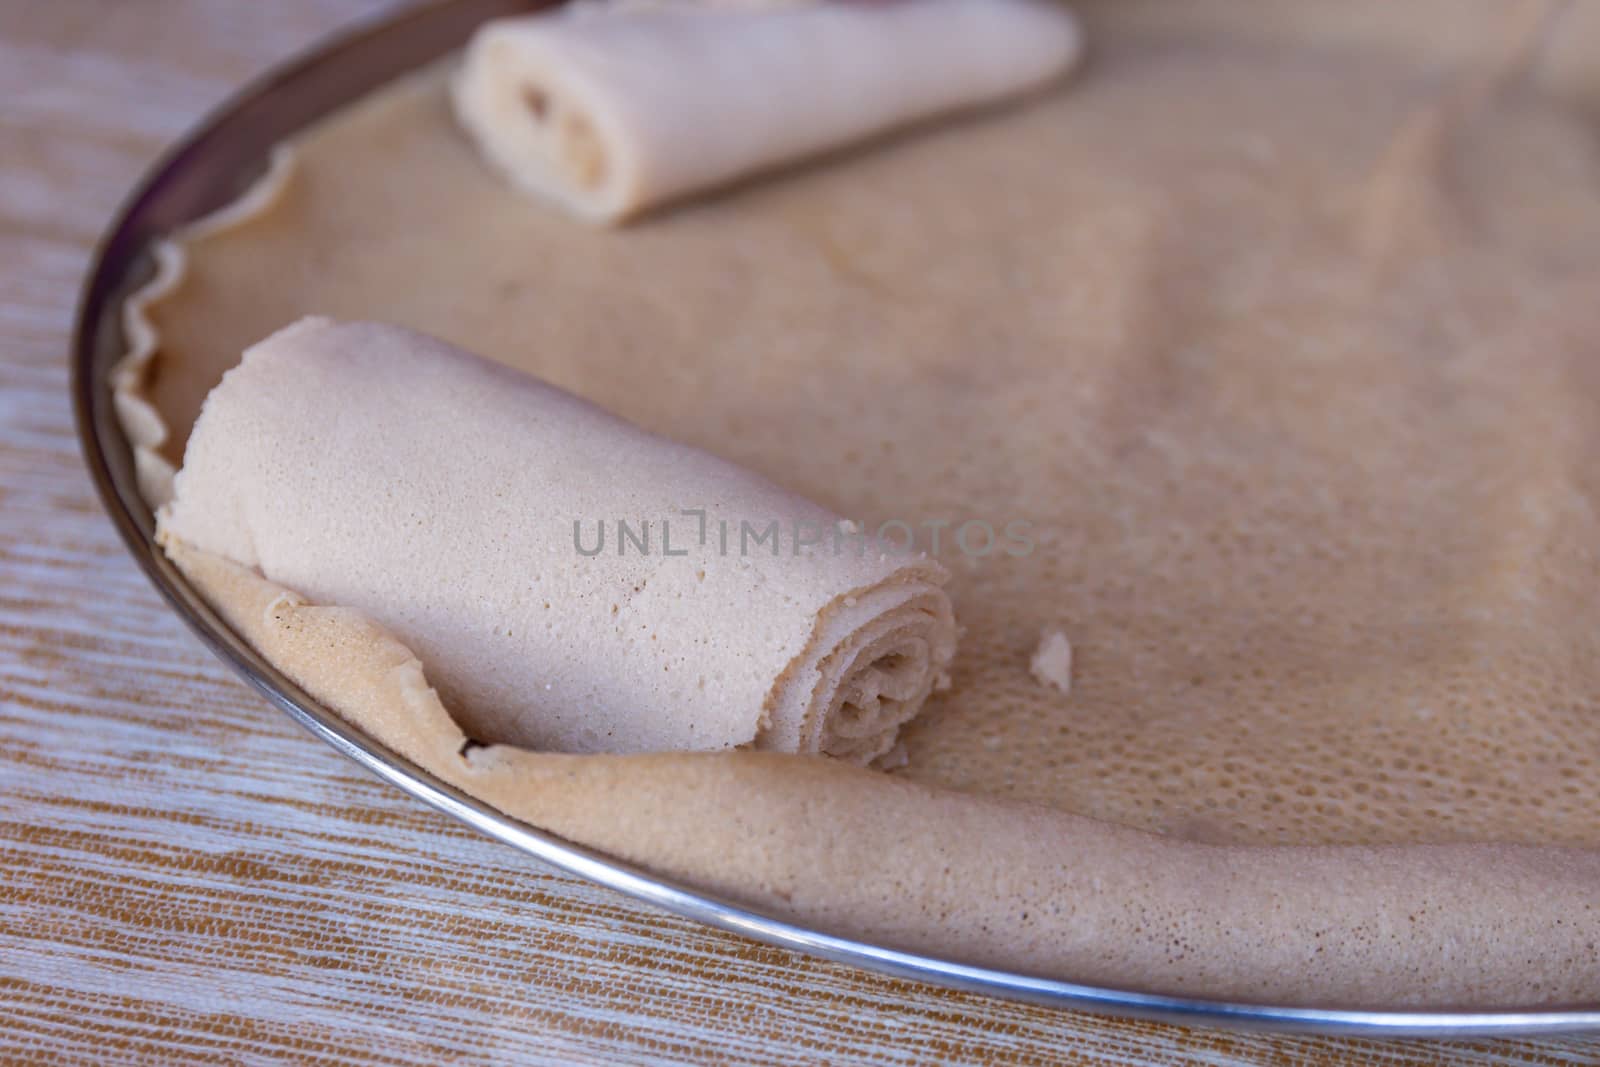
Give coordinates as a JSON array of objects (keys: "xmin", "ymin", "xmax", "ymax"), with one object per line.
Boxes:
[
  {"xmin": 118, "ymin": 0, "xmax": 1600, "ymax": 1007},
  {"xmin": 159, "ymin": 317, "xmax": 956, "ymax": 762},
  {"xmin": 451, "ymin": 0, "xmax": 1081, "ymax": 221}
]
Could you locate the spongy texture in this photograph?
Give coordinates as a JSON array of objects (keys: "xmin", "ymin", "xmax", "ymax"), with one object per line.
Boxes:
[
  {"xmin": 119, "ymin": 0, "xmax": 1600, "ymax": 1003},
  {"xmin": 160, "ymin": 318, "xmax": 954, "ymax": 761}
]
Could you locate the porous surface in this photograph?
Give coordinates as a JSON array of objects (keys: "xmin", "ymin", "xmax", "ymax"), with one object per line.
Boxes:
[
  {"xmin": 161, "ymin": 318, "xmax": 954, "ymax": 761},
  {"xmin": 123, "ymin": 0, "xmax": 1600, "ymax": 1007}
]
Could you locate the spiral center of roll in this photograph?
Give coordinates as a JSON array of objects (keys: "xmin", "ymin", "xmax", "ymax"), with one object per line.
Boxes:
[
  {"xmin": 518, "ymin": 81, "xmax": 607, "ymax": 190},
  {"xmin": 823, "ymin": 642, "xmax": 929, "ymax": 759}
]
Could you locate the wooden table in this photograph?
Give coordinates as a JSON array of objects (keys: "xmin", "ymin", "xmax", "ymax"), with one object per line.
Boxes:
[{"xmin": 2, "ymin": 2, "xmax": 1596, "ymax": 1062}]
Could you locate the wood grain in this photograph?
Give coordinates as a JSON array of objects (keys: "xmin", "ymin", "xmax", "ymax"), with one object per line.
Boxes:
[{"xmin": 0, "ymin": 2, "xmax": 1595, "ymax": 1063}]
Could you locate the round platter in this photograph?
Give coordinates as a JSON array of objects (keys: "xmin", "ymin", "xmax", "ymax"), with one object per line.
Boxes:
[{"xmin": 70, "ymin": 0, "xmax": 1600, "ymax": 1038}]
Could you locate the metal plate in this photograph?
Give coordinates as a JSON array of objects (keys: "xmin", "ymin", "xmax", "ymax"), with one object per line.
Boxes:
[{"xmin": 70, "ymin": 0, "xmax": 1600, "ymax": 1038}]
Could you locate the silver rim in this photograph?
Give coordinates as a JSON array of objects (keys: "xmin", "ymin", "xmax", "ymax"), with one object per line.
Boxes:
[{"xmin": 69, "ymin": 0, "xmax": 1600, "ymax": 1037}]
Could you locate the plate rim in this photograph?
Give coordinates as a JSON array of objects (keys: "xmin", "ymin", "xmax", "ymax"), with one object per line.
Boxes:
[{"xmin": 68, "ymin": 0, "xmax": 1600, "ymax": 1039}]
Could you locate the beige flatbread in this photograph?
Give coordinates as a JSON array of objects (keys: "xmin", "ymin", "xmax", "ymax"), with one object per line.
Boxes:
[
  {"xmin": 119, "ymin": 0, "xmax": 1600, "ymax": 1007},
  {"xmin": 452, "ymin": 0, "xmax": 1082, "ymax": 221},
  {"xmin": 159, "ymin": 317, "xmax": 955, "ymax": 762}
]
